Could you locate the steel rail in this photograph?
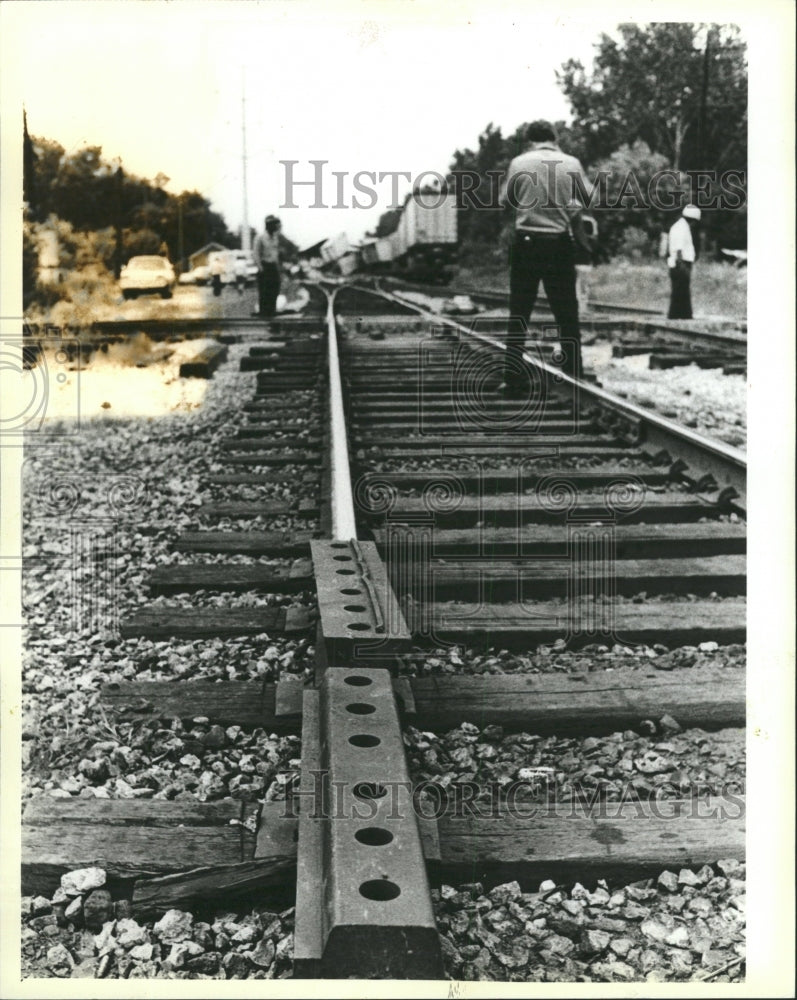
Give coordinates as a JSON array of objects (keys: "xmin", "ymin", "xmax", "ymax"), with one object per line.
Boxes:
[
  {"xmin": 294, "ymin": 285, "xmax": 441, "ymax": 978},
  {"xmin": 326, "ymin": 287, "xmax": 358, "ymax": 538},
  {"xmin": 394, "ymin": 276, "xmax": 707, "ymax": 320},
  {"xmin": 383, "ymin": 276, "xmax": 663, "ymax": 317},
  {"xmin": 380, "ymin": 277, "xmax": 746, "ymax": 351},
  {"xmin": 346, "ymin": 283, "xmax": 747, "ymax": 510}
]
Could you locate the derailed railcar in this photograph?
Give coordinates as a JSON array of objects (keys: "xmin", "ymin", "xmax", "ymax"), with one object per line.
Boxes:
[
  {"xmin": 315, "ymin": 190, "xmax": 458, "ymax": 283},
  {"xmin": 337, "ymin": 251, "xmax": 361, "ymax": 277},
  {"xmin": 360, "ymin": 190, "xmax": 457, "ymax": 283},
  {"xmin": 399, "ymin": 190, "xmax": 457, "ymax": 246},
  {"xmin": 395, "ymin": 190, "xmax": 456, "ymax": 282},
  {"xmin": 360, "ymin": 238, "xmax": 394, "ymax": 270},
  {"xmin": 319, "ymin": 232, "xmax": 352, "ymax": 265}
]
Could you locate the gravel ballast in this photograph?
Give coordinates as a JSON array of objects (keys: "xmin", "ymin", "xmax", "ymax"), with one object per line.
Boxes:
[
  {"xmin": 432, "ymin": 866, "xmax": 745, "ymax": 983},
  {"xmin": 21, "ymin": 888, "xmax": 296, "ymax": 980},
  {"xmin": 22, "ymin": 341, "xmax": 320, "ymax": 803},
  {"xmin": 20, "ymin": 335, "xmax": 746, "ymax": 983},
  {"xmin": 397, "ymin": 641, "xmax": 745, "ymax": 677},
  {"xmin": 409, "ymin": 720, "xmax": 744, "ymax": 982},
  {"xmin": 21, "ymin": 341, "xmax": 312, "ymax": 979},
  {"xmin": 22, "ymin": 343, "xmax": 318, "ymax": 803}
]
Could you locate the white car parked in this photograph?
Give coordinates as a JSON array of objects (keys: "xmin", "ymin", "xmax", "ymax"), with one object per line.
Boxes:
[
  {"xmin": 120, "ymin": 255, "xmax": 176, "ymax": 299},
  {"xmin": 208, "ymin": 250, "xmax": 259, "ymax": 285}
]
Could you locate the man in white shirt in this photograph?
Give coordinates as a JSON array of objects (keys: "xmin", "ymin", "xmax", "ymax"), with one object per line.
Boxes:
[
  {"xmin": 499, "ymin": 120, "xmax": 592, "ymax": 389},
  {"xmin": 666, "ymin": 205, "xmax": 701, "ymax": 319},
  {"xmin": 253, "ymin": 215, "xmax": 282, "ymax": 318},
  {"xmin": 209, "ymin": 251, "xmax": 225, "ymax": 297}
]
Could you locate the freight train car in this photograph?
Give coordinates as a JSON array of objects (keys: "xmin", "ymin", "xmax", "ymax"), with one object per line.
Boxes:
[
  {"xmin": 319, "ymin": 232, "xmax": 352, "ymax": 266},
  {"xmin": 337, "ymin": 251, "xmax": 360, "ymax": 277},
  {"xmin": 353, "ymin": 189, "xmax": 457, "ymax": 283},
  {"xmin": 314, "ymin": 189, "xmax": 458, "ymax": 283},
  {"xmin": 360, "ymin": 237, "xmax": 393, "ymax": 270}
]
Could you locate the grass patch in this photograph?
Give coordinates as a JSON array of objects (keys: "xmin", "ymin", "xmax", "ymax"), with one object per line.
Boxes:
[
  {"xmin": 588, "ymin": 260, "xmax": 746, "ymax": 320},
  {"xmin": 453, "ymin": 255, "xmax": 746, "ymax": 321}
]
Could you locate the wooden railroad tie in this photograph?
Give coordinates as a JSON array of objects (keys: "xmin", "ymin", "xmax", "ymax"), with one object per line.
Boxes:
[
  {"xmin": 118, "ymin": 605, "xmax": 314, "ymax": 640},
  {"xmin": 407, "ymin": 599, "xmax": 745, "ymax": 650},
  {"xmin": 220, "ymin": 436, "xmax": 315, "ymax": 451},
  {"xmin": 179, "ymin": 343, "xmax": 228, "ymax": 379},
  {"xmin": 360, "ymin": 491, "xmax": 730, "ymax": 527},
  {"xmin": 372, "ymin": 521, "xmax": 746, "ymax": 558},
  {"xmin": 194, "ymin": 499, "xmax": 319, "ymax": 520},
  {"xmin": 145, "ymin": 558, "xmax": 314, "ymax": 596},
  {"xmin": 174, "ymin": 529, "xmax": 315, "ymax": 556},
  {"xmin": 23, "ymin": 666, "xmax": 746, "ymax": 915},
  {"xmin": 221, "ymin": 451, "xmax": 321, "ymax": 466}
]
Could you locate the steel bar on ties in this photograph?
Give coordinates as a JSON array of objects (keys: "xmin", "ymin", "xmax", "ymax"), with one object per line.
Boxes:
[
  {"xmin": 327, "ymin": 289, "xmax": 358, "ymax": 539},
  {"xmin": 292, "ymin": 286, "xmax": 442, "ymax": 978}
]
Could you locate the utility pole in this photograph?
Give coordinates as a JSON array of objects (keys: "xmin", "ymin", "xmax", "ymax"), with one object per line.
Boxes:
[
  {"xmin": 697, "ymin": 25, "xmax": 713, "ymax": 169},
  {"xmin": 23, "ymin": 107, "xmax": 37, "ymax": 215},
  {"xmin": 114, "ymin": 164, "xmax": 124, "ymax": 279},
  {"xmin": 177, "ymin": 194, "xmax": 185, "ymax": 273},
  {"xmin": 241, "ymin": 71, "xmax": 251, "ymax": 251}
]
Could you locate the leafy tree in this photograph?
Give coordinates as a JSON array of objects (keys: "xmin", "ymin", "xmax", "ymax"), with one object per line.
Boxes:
[
  {"xmin": 22, "ymin": 215, "xmax": 39, "ymax": 311},
  {"xmin": 449, "ymin": 122, "xmax": 510, "ymax": 248},
  {"xmin": 559, "ymin": 25, "xmax": 748, "ymax": 254},
  {"xmin": 367, "ymin": 207, "xmax": 403, "ymax": 239},
  {"xmin": 26, "ymin": 137, "xmax": 65, "ymax": 223},
  {"xmin": 589, "ymin": 141, "xmax": 672, "ymax": 258},
  {"xmin": 25, "ymin": 132, "xmax": 240, "ymax": 261},
  {"xmin": 618, "ymin": 226, "xmax": 654, "ymax": 261},
  {"xmin": 558, "ymin": 23, "xmax": 747, "ymax": 173},
  {"xmin": 122, "ymin": 228, "xmax": 163, "ymax": 261}
]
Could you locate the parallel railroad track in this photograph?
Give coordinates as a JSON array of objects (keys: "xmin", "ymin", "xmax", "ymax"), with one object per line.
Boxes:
[
  {"xmin": 23, "ymin": 282, "xmax": 746, "ymax": 981},
  {"xmin": 377, "ymin": 276, "xmax": 747, "ymax": 375}
]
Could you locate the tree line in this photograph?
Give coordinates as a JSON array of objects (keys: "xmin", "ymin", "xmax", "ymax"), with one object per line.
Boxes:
[
  {"xmin": 375, "ymin": 23, "xmax": 747, "ymax": 262},
  {"xmin": 24, "ymin": 129, "xmax": 239, "ymax": 272}
]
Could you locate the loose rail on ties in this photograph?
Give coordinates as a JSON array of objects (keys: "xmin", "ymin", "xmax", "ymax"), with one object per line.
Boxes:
[{"xmin": 327, "ymin": 291, "xmax": 357, "ymax": 539}]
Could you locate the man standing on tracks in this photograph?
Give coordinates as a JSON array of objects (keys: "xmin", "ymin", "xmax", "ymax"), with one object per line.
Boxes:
[
  {"xmin": 253, "ymin": 214, "xmax": 282, "ymax": 318},
  {"xmin": 666, "ymin": 205, "xmax": 701, "ymax": 320},
  {"xmin": 499, "ymin": 121, "xmax": 592, "ymax": 391}
]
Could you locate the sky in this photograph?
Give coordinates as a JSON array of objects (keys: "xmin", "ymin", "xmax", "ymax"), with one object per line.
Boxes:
[{"xmin": 4, "ymin": 0, "xmax": 612, "ymax": 249}]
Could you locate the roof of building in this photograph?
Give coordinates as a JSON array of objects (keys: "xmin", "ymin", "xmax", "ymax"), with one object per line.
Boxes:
[{"xmin": 189, "ymin": 242, "xmax": 227, "ymax": 264}]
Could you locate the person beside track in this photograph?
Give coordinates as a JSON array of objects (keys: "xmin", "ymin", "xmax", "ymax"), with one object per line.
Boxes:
[
  {"xmin": 666, "ymin": 205, "xmax": 701, "ymax": 320},
  {"xmin": 253, "ymin": 215, "xmax": 282, "ymax": 319},
  {"xmin": 499, "ymin": 120, "xmax": 592, "ymax": 392}
]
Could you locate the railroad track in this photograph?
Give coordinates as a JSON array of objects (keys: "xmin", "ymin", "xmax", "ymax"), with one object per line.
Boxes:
[
  {"xmin": 21, "ymin": 282, "xmax": 330, "ymax": 368},
  {"xmin": 23, "ymin": 282, "xmax": 746, "ymax": 981},
  {"xmin": 378, "ymin": 276, "xmax": 747, "ymax": 375}
]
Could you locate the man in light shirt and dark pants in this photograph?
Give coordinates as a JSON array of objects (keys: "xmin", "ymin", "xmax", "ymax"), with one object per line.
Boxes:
[
  {"xmin": 499, "ymin": 120, "xmax": 592, "ymax": 392},
  {"xmin": 253, "ymin": 215, "xmax": 282, "ymax": 318},
  {"xmin": 666, "ymin": 205, "xmax": 701, "ymax": 320}
]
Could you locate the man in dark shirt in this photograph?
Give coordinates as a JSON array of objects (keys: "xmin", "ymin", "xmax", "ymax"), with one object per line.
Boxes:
[
  {"xmin": 253, "ymin": 215, "xmax": 281, "ymax": 318},
  {"xmin": 499, "ymin": 121, "xmax": 591, "ymax": 390}
]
